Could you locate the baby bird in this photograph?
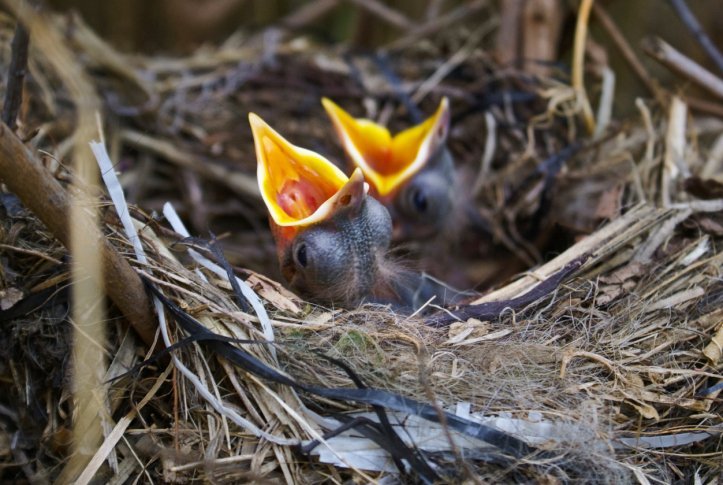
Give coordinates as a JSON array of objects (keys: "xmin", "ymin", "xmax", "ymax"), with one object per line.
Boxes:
[
  {"xmin": 250, "ymin": 113, "xmax": 394, "ymax": 307},
  {"xmin": 250, "ymin": 113, "xmax": 466, "ymax": 309},
  {"xmin": 322, "ymin": 97, "xmax": 456, "ymax": 242}
]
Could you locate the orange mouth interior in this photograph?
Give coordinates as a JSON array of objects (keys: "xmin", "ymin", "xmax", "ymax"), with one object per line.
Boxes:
[
  {"xmin": 323, "ymin": 98, "xmax": 448, "ymax": 196},
  {"xmin": 250, "ymin": 113, "xmax": 350, "ymax": 231},
  {"xmin": 260, "ymin": 135, "xmax": 342, "ymax": 221}
]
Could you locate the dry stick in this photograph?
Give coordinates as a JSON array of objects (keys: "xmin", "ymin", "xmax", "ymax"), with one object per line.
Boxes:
[
  {"xmin": 593, "ymin": 6, "xmax": 723, "ymax": 116},
  {"xmin": 279, "ymin": 0, "xmax": 339, "ymax": 30},
  {"xmin": 682, "ymin": 95, "xmax": 723, "ymax": 118},
  {"xmin": 643, "ymin": 37, "xmax": 723, "ymax": 100},
  {"xmin": 661, "ymin": 97, "xmax": 688, "ymax": 208},
  {"xmin": 387, "ymin": 0, "xmax": 488, "ymax": 51},
  {"xmin": 471, "ymin": 204, "xmax": 657, "ymax": 305},
  {"xmin": 1, "ymin": 21, "xmax": 29, "ymax": 130},
  {"xmin": 417, "ymin": 353, "xmax": 483, "ymax": 485},
  {"xmin": 425, "ymin": 0, "xmax": 445, "ymax": 21},
  {"xmin": 120, "ymin": 130, "xmax": 260, "ymax": 200},
  {"xmin": 7, "ymin": 4, "xmax": 114, "ymax": 482},
  {"xmin": 0, "ymin": 123, "xmax": 157, "ymax": 346},
  {"xmin": 411, "ymin": 21, "xmax": 495, "ymax": 104},
  {"xmin": 494, "ymin": 0, "xmax": 523, "ymax": 67},
  {"xmin": 66, "ymin": 13, "xmax": 155, "ymax": 104},
  {"xmin": 521, "ymin": 0, "xmax": 563, "ymax": 78},
  {"xmin": 571, "ymin": 0, "xmax": 595, "ymax": 135},
  {"xmin": 591, "ymin": 2, "xmax": 663, "ymax": 103},
  {"xmin": 346, "ymin": 0, "xmax": 414, "ymax": 31},
  {"xmin": 246, "ymin": 0, "xmax": 339, "ymax": 45},
  {"xmin": 666, "ymin": 0, "xmax": 723, "ymax": 73}
]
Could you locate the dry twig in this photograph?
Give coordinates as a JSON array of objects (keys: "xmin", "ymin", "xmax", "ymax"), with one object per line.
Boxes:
[
  {"xmin": 591, "ymin": 2, "xmax": 662, "ymax": 102},
  {"xmin": 572, "ymin": 0, "xmax": 595, "ymax": 134},
  {"xmin": 643, "ymin": 36, "xmax": 723, "ymax": 99},
  {"xmin": 666, "ymin": 0, "xmax": 723, "ymax": 73},
  {"xmin": 1, "ymin": 19, "xmax": 29, "ymax": 129},
  {"xmin": 0, "ymin": 123, "xmax": 157, "ymax": 346}
]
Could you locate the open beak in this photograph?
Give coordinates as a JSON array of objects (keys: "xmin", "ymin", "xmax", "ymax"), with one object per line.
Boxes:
[
  {"xmin": 249, "ymin": 113, "xmax": 368, "ymax": 248},
  {"xmin": 322, "ymin": 97, "xmax": 450, "ymax": 197}
]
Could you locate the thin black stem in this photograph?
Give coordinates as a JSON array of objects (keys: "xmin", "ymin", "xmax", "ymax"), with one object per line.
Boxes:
[
  {"xmin": 2, "ymin": 21, "xmax": 30, "ymax": 130},
  {"xmin": 667, "ymin": 0, "xmax": 723, "ymax": 73}
]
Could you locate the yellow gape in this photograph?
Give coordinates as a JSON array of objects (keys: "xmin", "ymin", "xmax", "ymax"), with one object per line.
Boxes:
[
  {"xmin": 322, "ymin": 97, "xmax": 449, "ymax": 197},
  {"xmin": 250, "ymin": 113, "xmax": 359, "ymax": 227},
  {"xmin": 250, "ymin": 112, "xmax": 369, "ymax": 255}
]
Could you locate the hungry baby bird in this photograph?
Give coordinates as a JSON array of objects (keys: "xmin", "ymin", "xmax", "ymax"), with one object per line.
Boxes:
[
  {"xmin": 322, "ymin": 97, "xmax": 456, "ymax": 242},
  {"xmin": 250, "ymin": 113, "xmax": 466, "ymax": 309},
  {"xmin": 250, "ymin": 113, "xmax": 394, "ymax": 307}
]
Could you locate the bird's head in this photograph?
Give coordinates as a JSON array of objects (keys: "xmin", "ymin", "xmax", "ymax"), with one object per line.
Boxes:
[
  {"xmin": 322, "ymin": 97, "xmax": 455, "ymax": 241},
  {"xmin": 250, "ymin": 113, "xmax": 392, "ymax": 306}
]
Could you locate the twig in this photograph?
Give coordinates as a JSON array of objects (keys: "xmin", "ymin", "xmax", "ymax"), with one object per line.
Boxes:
[
  {"xmin": 591, "ymin": 2, "xmax": 663, "ymax": 103},
  {"xmin": 472, "ymin": 111, "xmax": 496, "ymax": 195},
  {"xmin": 1, "ymin": 21, "xmax": 30, "ymax": 130},
  {"xmin": 66, "ymin": 13, "xmax": 156, "ymax": 108},
  {"xmin": 388, "ymin": 0, "xmax": 489, "ymax": 51},
  {"xmin": 425, "ymin": 0, "xmax": 446, "ymax": 21},
  {"xmin": 74, "ymin": 364, "xmax": 174, "ymax": 485},
  {"xmin": 247, "ymin": 0, "xmax": 339, "ymax": 45},
  {"xmin": 643, "ymin": 36, "xmax": 723, "ymax": 99},
  {"xmin": 571, "ymin": 0, "xmax": 595, "ymax": 135},
  {"xmin": 372, "ymin": 53, "xmax": 422, "ymax": 123},
  {"xmin": 680, "ymin": 94, "xmax": 723, "ymax": 118},
  {"xmin": 522, "ymin": 0, "xmax": 563, "ymax": 78},
  {"xmin": 427, "ymin": 257, "xmax": 587, "ymax": 326},
  {"xmin": 346, "ymin": 0, "xmax": 413, "ymax": 31},
  {"xmin": 0, "ymin": 122, "xmax": 157, "ymax": 346},
  {"xmin": 662, "ymin": 97, "xmax": 688, "ymax": 207},
  {"xmin": 417, "ymin": 352, "xmax": 483, "ymax": 485},
  {"xmin": 666, "ymin": 0, "xmax": 723, "ymax": 73},
  {"xmin": 279, "ymin": 0, "xmax": 339, "ymax": 30},
  {"xmin": 120, "ymin": 130, "xmax": 260, "ymax": 200},
  {"xmin": 494, "ymin": 0, "xmax": 523, "ymax": 67},
  {"xmin": 411, "ymin": 21, "xmax": 496, "ymax": 104},
  {"xmin": 593, "ymin": 67, "xmax": 615, "ymax": 138}
]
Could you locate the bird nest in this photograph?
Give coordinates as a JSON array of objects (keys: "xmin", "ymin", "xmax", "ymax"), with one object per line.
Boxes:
[{"xmin": 0, "ymin": 6, "xmax": 721, "ymax": 484}]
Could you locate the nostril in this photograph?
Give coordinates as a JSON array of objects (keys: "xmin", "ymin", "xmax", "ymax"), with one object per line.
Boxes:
[{"xmin": 340, "ymin": 194, "xmax": 351, "ymax": 206}]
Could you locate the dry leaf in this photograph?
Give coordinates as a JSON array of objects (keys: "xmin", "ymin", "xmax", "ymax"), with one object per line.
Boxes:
[
  {"xmin": 246, "ymin": 273, "xmax": 302, "ymax": 314},
  {"xmin": 599, "ymin": 262, "xmax": 644, "ymax": 285},
  {"xmin": 594, "ymin": 183, "xmax": 623, "ymax": 220},
  {"xmin": 0, "ymin": 287, "xmax": 23, "ymax": 310}
]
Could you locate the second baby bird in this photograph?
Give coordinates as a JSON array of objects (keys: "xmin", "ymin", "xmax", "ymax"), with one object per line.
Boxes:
[{"xmin": 322, "ymin": 97, "xmax": 457, "ymax": 243}]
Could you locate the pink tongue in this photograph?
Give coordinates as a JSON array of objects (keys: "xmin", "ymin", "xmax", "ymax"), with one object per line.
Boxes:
[{"xmin": 277, "ymin": 179, "xmax": 328, "ymax": 219}]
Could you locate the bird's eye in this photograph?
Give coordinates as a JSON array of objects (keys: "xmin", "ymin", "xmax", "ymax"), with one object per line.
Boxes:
[
  {"xmin": 295, "ymin": 243, "xmax": 308, "ymax": 267},
  {"xmin": 411, "ymin": 188, "xmax": 428, "ymax": 213}
]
